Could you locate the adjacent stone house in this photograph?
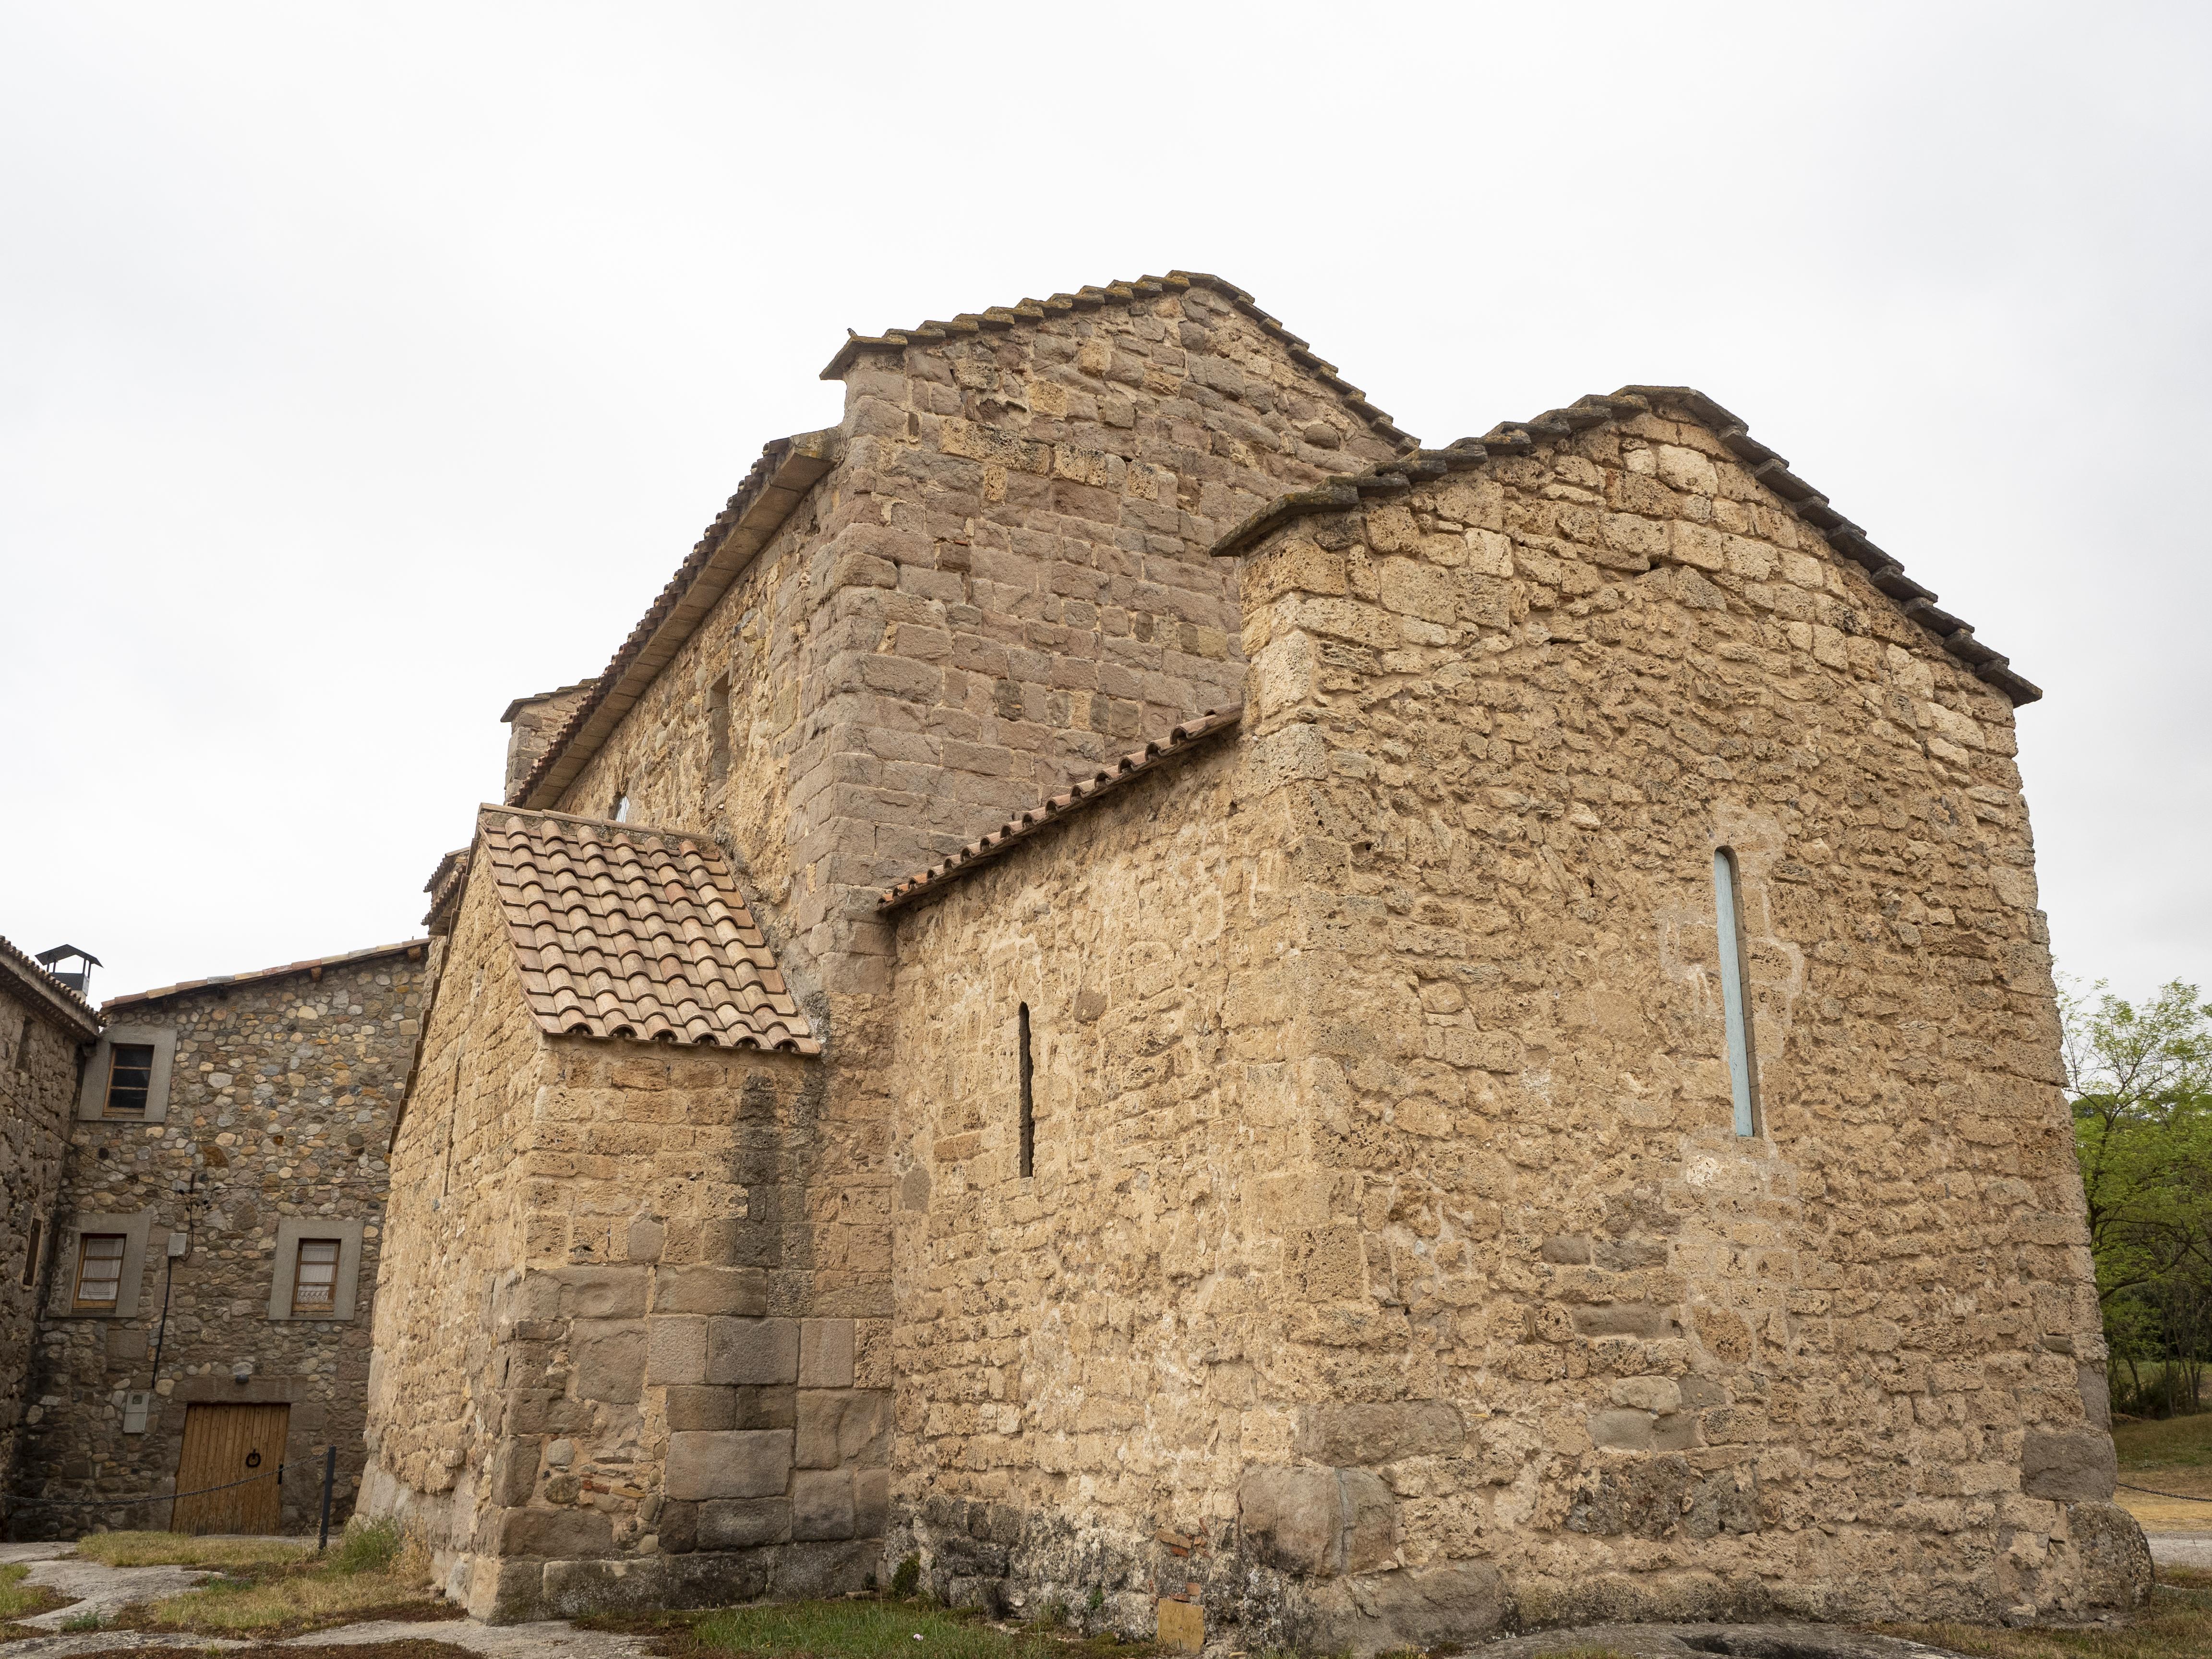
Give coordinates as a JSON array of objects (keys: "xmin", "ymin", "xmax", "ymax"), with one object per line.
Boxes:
[
  {"xmin": 0, "ymin": 937, "xmax": 101, "ymax": 1516},
  {"xmin": 363, "ymin": 272, "xmax": 2144, "ymax": 1641},
  {"xmin": 10, "ymin": 942, "xmax": 428, "ymax": 1537}
]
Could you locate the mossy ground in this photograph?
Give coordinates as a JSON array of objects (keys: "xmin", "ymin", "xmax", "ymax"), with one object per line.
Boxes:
[{"xmin": 582, "ymin": 1597, "xmax": 1157, "ymax": 1659}]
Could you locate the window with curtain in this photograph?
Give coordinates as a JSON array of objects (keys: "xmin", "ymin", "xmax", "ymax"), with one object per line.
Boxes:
[
  {"xmin": 73, "ymin": 1234, "xmax": 125, "ymax": 1309},
  {"xmin": 292, "ymin": 1238, "xmax": 341, "ymax": 1313}
]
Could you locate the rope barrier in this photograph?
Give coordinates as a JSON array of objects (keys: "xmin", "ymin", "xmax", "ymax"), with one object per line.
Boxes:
[
  {"xmin": 2117, "ymin": 1479, "xmax": 2212, "ymax": 1504},
  {"xmin": 3, "ymin": 1463, "xmax": 282, "ymax": 1509}
]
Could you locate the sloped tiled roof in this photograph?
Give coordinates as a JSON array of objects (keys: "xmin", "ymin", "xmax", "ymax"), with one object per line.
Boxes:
[
  {"xmin": 104, "ymin": 940, "xmax": 429, "ymax": 1012},
  {"xmin": 878, "ymin": 708, "xmax": 1243, "ymax": 912},
  {"xmin": 1207, "ymin": 387, "xmax": 2039, "ymax": 707},
  {"xmin": 821, "ymin": 270, "xmax": 1414, "ymax": 449},
  {"xmin": 0, "ymin": 933, "xmax": 100, "ymax": 1040},
  {"xmin": 476, "ymin": 805, "xmax": 818, "ymax": 1053}
]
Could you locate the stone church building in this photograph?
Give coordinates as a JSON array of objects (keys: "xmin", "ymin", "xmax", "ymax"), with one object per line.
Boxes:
[{"xmin": 361, "ymin": 272, "xmax": 2146, "ymax": 1644}]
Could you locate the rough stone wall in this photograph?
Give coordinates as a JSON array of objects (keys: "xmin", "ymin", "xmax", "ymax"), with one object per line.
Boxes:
[
  {"xmin": 368, "ymin": 863, "xmax": 550, "ymax": 1552},
  {"xmin": 548, "ymin": 282, "xmax": 1405, "ymax": 1343},
  {"xmin": 503, "ymin": 683, "xmax": 598, "ymax": 803},
  {"xmin": 876, "ymin": 398, "xmax": 2135, "ymax": 1647},
  {"xmin": 365, "ymin": 857, "xmax": 885, "ymax": 1621},
  {"xmin": 0, "ymin": 970, "xmax": 91, "ymax": 1517},
  {"xmin": 882, "ymin": 744, "xmax": 1278, "ymax": 1627},
  {"xmin": 15, "ymin": 949, "xmax": 425, "ymax": 1537},
  {"xmin": 1215, "ymin": 400, "xmax": 2130, "ymax": 1635}
]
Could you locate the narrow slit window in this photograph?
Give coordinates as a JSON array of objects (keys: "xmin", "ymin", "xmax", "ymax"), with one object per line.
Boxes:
[
  {"xmin": 1711, "ymin": 847, "xmax": 1761, "ymax": 1136},
  {"xmin": 292, "ymin": 1238, "xmax": 341, "ymax": 1313},
  {"xmin": 708, "ymin": 675, "xmax": 732, "ymax": 791},
  {"xmin": 103, "ymin": 1043, "xmax": 155, "ymax": 1117},
  {"xmin": 21, "ymin": 1215, "xmax": 44, "ymax": 1288},
  {"xmin": 1017, "ymin": 1004, "xmax": 1034, "ymax": 1178},
  {"xmin": 73, "ymin": 1234, "xmax": 125, "ymax": 1309}
]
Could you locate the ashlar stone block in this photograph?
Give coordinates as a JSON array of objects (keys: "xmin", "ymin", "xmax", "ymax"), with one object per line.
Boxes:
[
  {"xmin": 707, "ymin": 1317, "xmax": 799, "ymax": 1385},
  {"xmin": 664, "ymin": 1429, "xmax": 793, "ymax": 1501},
  {"xmin": 799, "ymin": 1317, "xmax": 856, "ymax": 1388},
  {"xmin": 792, "ymin": 1469, "xmax": 856, "ymax": 1541}
]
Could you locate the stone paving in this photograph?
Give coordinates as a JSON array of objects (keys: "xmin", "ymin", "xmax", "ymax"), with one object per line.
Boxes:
[{"xmin": 0, "ymin": 1540, "xmax": 651, "ymax": 1658}]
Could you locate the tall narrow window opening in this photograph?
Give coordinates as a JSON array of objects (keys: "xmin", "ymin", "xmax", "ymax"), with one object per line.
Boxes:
[
  {"xmin": 103, "ymin": 1044, "xmax": 155, "ymax": 1118},
  {"xmin": 20, "ymin": 1215, "xmax": 43, "ymax": 1288},
  {"xmin": 1017, "ymin": 1004, "xmax": 1034, "ymax": 1178},
  {"xmin": 1711, "ymin": 847, "xmax": 1761, "ymax": 1137},
  {"xmin": 73, "ymin": 1234, "xmax": 125, "ymax": 1310},
  {"xmin": 708, "ymin": 675, "xmax": 732, "ymax": 793}
]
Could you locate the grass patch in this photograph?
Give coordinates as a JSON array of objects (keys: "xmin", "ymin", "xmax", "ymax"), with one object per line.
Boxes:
[
  {"xmin": 0, "ymin": 1563, "xmax": 74, "ymax": 1622},
  {"xmin": 115, "ymin": 1518, "xmax": 451, "ymax": 1638},
  {"xmin": 2110, "ymin": 1413, "xmax": 2212, "ymax": 1531},
  {"xmin": 584, "ymin": 1599, "xmax": 1158, "ymax": 1659},
  {"xmin": 694, "ymin": 1601, "xmax": 1142, "ymax": 1659},
  {"xmin": 68, "ymin": 1531, "xmax": 314, "ymax": 1569},
  {"xmin": 1877, "ymin": 1577, "xmax": 2212, "ymax": 1659}
]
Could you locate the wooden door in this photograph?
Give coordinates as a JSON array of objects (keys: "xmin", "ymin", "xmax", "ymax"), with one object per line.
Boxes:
[{"xmin": 172, "ymin": 1403, "xmax": 289, "ymax": 1534}]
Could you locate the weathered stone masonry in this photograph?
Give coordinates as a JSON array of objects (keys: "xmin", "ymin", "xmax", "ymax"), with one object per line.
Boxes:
[
  {"xmin": 877, "ymin": 387, "xmax": 2141, "ymax": 1645},
  {"xmin": 0, "ymin": 938, "xmax": 100, "ymax": 1518},
  {"xmin": 12, "ymin": 942, "xmax": 426, "ymax": 1536},
  {"xmin": 362, "ymin": 274, "xmax": 2141, "ymax": 1641}
]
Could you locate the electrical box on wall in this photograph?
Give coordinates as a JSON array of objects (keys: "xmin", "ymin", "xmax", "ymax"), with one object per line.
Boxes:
[
  {"xmin": 121, "ymin": 1391, "xmax": 150, "ymax": 1434},
  {"xmin": 167, "ymin": 1233, "xmax": 188, "ymax": 1258}
]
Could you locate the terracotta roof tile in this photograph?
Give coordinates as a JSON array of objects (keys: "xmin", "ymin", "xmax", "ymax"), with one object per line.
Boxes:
[
  {"xmin": 476, "ymin": 805, "xmax": 818, "ymax": 1054},
  {"xmin": 103, "ymin": 939, "xmax": 431, "ymax": 1012},
  {"xmin": 1206, "ymin": 387, "xmax": 2039, "ymax": 707},
  {"xmin": 0, "ymin": 933, "xmax": 101, "ymax": 1039},
  {"xmin": 878, "ymin": 708, "xmax": 1242, "ymax": 912},
  {"xmin": 821, "ymin": 270, "xmax": 1413, "ymax": 449}
]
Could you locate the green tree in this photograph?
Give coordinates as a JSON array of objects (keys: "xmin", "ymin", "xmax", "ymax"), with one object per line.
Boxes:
[{"xmin": 2062, "ymin": 977, "xmax": 2212, "ymax": 1412}]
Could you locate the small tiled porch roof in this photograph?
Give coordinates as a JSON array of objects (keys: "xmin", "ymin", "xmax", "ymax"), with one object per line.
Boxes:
[{"xmin": 467, "ymin": 805, "xmax": 818, "ymax": 1053}]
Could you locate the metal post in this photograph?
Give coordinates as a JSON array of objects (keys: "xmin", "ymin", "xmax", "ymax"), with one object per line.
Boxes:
[{"xmin": 318, "ymin": 1445, "xmax": 337, "ymax": 1551}]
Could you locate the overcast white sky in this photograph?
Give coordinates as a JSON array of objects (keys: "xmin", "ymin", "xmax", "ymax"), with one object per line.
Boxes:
[{"xmin": 2, "ymin": 3, "xmax": 2206, "ymax": 1010}]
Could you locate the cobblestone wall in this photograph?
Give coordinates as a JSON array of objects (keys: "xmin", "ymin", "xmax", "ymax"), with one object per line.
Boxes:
[
  {"xmin": 876, "ymin": 396, "xmax": 2140, "ymax": 1645},
  {"xmin": 0, "ymin": 950, "xmax": 96, "ymax": 1518},
  {"xmin": 14, "ymin": 947, "xmax": 426, "ymax": 1537}
]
